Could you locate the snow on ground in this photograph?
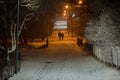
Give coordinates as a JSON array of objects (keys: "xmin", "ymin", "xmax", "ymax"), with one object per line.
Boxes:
[{"xmin": 10, "ymin": 40, "xmax": 120, "ymax": 80}]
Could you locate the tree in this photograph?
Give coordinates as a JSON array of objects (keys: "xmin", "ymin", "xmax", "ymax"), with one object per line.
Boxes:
[
  {"xmin": 0, "ymin": 0, "xmax": 40, "ymax": 54},
  {"xmin": 85, "ymin": 18, "xmax": 100, "ymax": 45},
  {"xmin": 85, "ymin": 3, "xmax": 120, "ymax": 47},
  {"xmin": 26, "ymin": 0, "xmax": 64, "ymax": 41},
  {"xmin": 99, "ymin": 6, "xmax": 120, "ymax": 47}
]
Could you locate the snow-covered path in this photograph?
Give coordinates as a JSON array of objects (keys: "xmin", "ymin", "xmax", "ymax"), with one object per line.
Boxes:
[{"xmin": 10, "ymin": 41, "xmax": 120, "ymax": 80}]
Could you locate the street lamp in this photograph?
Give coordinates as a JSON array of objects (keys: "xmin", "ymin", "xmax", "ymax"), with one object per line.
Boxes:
[
  {"xmin": 64, "ymin": 10, "xmax": 67, "ymax": 13},
  {"xmin": 65, "ymin": 5, "xmax": 69, "ymax": 9},
  {"xmin": 78, "ymin": 0, "xmax": 83, "ymax": 4},
  {"xmin": 64, "ymin": 4, "xmax": 72, "ymax": 36},
  {"xmin": 63, "ymin": 10, "xmax": 67, "ymax": 17},
  {"xmin": 64, "ymin": 13, "xmax": 66, "ymax": 16},
  {"xmin": 64, "ymin": 1, "xmax": 84, "ymax": 38}
]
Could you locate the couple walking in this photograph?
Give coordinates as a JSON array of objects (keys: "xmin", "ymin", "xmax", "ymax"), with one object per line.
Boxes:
[{"xmin": 58, "ymin": 31, "xmax": 64, "ymax": 40}]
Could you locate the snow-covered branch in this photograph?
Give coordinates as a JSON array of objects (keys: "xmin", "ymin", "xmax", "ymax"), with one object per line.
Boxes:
[
  {"xmin": 8, "ymin": 24, "xmax": 16, "ymax": 54},
  {"xmin": 85, "ymin": 6, "xmax": 120, "ymax": 47},
  {"xmin": 7, "ymin": 0, "xmax": 40, "ymax": 54},
  {"xmin": 21, "ymin": 0, "xmax": 40, "ymax": 10},
  {"xmin": 18, "ymin": 13, "xmax": 33, "ymax": 37}
]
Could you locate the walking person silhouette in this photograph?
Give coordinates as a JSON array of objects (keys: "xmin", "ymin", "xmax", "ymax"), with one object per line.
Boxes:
[
  {"xmin": 61, "ymin": 32, "xmax": 64, "ymax": 40},
  {"xmin": 58, "ymin": 31, "xmax": 61, "ymax": 40}
]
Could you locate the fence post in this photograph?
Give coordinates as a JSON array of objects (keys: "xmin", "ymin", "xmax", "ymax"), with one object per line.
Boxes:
[
  {"xmin": 111, "ymin": 47, "xmax": 113, "ymax": 65},
  {"xmin": 112, "ymin": 47, "xmax": 118, "ymax": 66},
  {"xmin": 116, "ymin": 47, "xmax": 119, "ymax": 67},
  {"xmin": 118, "ymin": 47, "xmax": 120, "ymax": 66},
  {"xmin": 98, "ymin": 48, "xmax": 102, "ymax": 61},
  {"xmin": 93, "ymin": 45, "xmax": 96, "ymax": 57}
]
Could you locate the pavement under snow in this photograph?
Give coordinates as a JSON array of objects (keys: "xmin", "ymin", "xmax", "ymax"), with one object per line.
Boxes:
[{"xmin": 10, "ymin": 40, "xmax": 120, "ymax": 80}]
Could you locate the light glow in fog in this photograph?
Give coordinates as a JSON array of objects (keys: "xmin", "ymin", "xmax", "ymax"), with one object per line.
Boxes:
[{"xmin": 54, "ymin": 20, "xmax": 67, "ymax": 29}]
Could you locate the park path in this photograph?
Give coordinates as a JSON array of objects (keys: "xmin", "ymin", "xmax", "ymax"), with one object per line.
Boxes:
[{"xmin": 10, "ymin": 37, "xmax": 120, "ymax": 80}]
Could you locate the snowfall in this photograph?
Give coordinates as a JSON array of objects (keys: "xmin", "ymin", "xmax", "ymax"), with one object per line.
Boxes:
[{"xmin": 10, "ymin": 39, "xmax": 120, "ymax": 80}]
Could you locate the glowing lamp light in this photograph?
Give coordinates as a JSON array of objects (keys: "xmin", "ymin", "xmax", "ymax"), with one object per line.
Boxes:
[
  {"xmin": 64, "ymin": 10, "xmax": 66, "ymax": 13},
  {"xmin": 65, "ymin": 5, "xmax": 69, "ymax": 9},
  {"xmin": 64, "ymin": 13, "xmax": 66, "ymax": 16},
  {"xmin": 78, "ymin": 0, "xmax": 83, "ymax": 4}
]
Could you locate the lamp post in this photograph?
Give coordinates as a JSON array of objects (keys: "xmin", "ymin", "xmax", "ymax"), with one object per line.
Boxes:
[
  {"xmin": 64, "ymin": 0, "xmax": 84, "ymax": 37},
  {"xmin": 64, "ymin": 4, "xmax": 71, "ymax": 36},
  {"xmin": 16, "ymin": 0, "xmax": 20, "ymax": 72}
]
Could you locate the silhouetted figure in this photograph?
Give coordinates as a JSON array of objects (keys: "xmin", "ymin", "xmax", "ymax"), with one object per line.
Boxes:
[
  {"xmin": 61, "ymin": 32, "xmax": 64, "ymax": 40},
  {"xmin": 58, "ymin": 31, "xmax": 61, "ymax": 40},
  {"xmin": 77, "ymin": 37, "xmax": 82, "ymax": 46},
  {"xmin": 46, "ymin": 36, "xmax": 48, "ymax": 47}
]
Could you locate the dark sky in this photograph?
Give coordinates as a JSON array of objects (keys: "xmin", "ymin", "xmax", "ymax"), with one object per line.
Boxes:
[{"xmin": 38, "ymin": 0, "xmax": 64, "ymax": 14}]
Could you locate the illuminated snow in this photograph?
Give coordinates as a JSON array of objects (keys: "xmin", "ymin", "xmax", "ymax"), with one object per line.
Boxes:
[{"xmin": 10, "ymin": 39, "xmax": 120, "ymax": 80}]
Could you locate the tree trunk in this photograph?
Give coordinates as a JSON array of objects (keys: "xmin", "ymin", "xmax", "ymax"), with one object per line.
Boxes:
[{"xmin": 22, "ymin": 30, "xmax": 28, "ymax": 45}]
